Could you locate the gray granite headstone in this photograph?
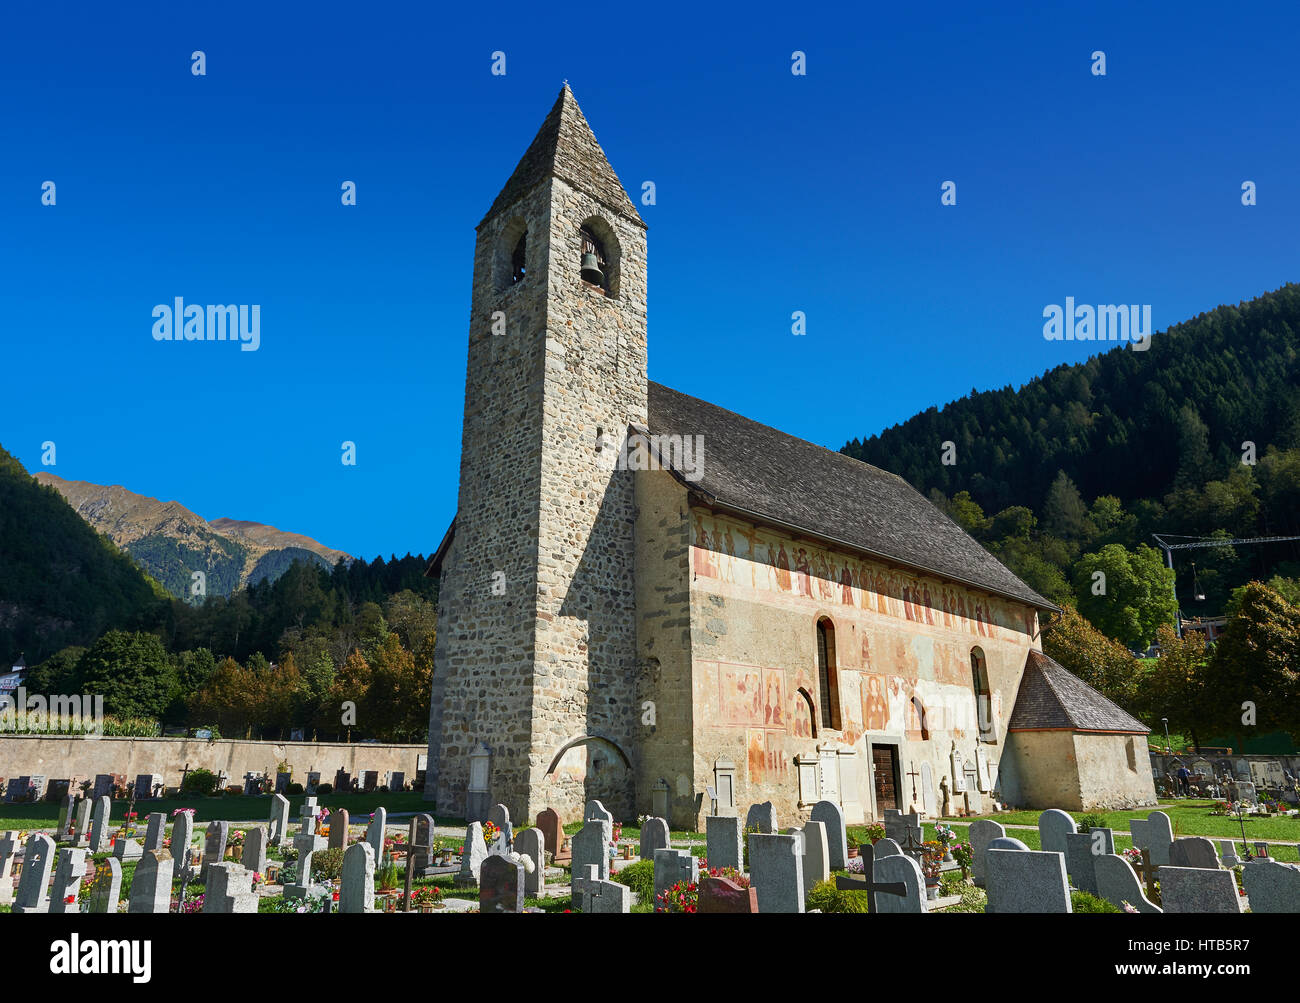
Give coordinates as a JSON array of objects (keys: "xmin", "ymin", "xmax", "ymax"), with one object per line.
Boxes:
[
  {"xmin": 0, "ymin": 830, "xmax": 19, "ymax": 907},
  {"xmin": 653, "ymin": 847, "xmax": 699, "ymax": 907},
  {"xmin": 328, "ymin": 808, "xmax": 349, "ymax": 849},
  {"xmin": 48, "ymin": 847, "xmax": 88, "ymax": 913},
  {"xmin": 268, "ymin": 794, "xmax": 290, "ymax": 846},
  {"xmin": 479, "ymin": 853, "xmax": 525, "ymax": 913},
  {"xmin": 1037, "ymin": 808, "xmax": 1076, "ymax": 857},
  {"xmin": 745, "ymin": 801, "xmax": 777, "ymax": 834},
  {"xmin": 985, "ymin": 848, "xmax": 1072, "ymax": 913},
  {"xmin": 1168, "ymin": 836, "xmax": 1221, "ymax": 869},
  {"xmin": 513, "ymin": 827, "xmax": 546, "ymax": 897},
  {"xmin": 988, "ymin": 836, "xmax": 1030, "ymax": 851},
  {"xmin": 128, "ymin": 850, "xmax": 173, "ymax": 913},
  {"xmin": 1219, "ymin": 840, "xmax": 1241, "ymax": 868},
  {"xmin": 706, "ymin": 815, "xmax": 743, "ymax": 871},
  {"xmin": 244, "ymin": 826, "xmax": 269, "ymax": 876},
  {"xmin": 875, "ymin": 852, "xmax": 927, "ymax": 913},
  {"xmin": 1095, "ymin": 854, "xmax": 1162, "ymax": 913},
  {"xmin": 113, "ymin": 837, "xmax": 142, "ymax": 862},
  {"xmin": 1064, "ymin": 828, "xmax": 1114, "ymax": 896},
  {"xmin": 88, "ymin": 795, "xmax": 112, "ymax": 853},
  {"xmin": 72, "ymin": 798, "xmax": 93, "ymax": 847},
  {"xmin": 584, "ymin": 799, "xmax": 614, "ymax": 843},
  {"xmin": 800, "ymin": 819, "xmax": 830, "ymax": 888},
  {"xmin": 201, "ymin": 820, "xmax": 229, "ymax": 881},
  {"xmin": 570, "ymin": 819, "xmax": 609, "ymax": 898},
  {"xmin": 748, "ymin": 833, "xmax": 804, "ymax": 913},
  {"xmin": 455, "ymin": 821, "xmax": 487, "ymax": 886},
  {"xmin": 339, "ymin": 841, "xmax": 375, "ymax": 913},
  {"xmin": 86, "ymin": 858, "xmax": 122, "ymax": 914},
  {"xmin": 1241, "ymin": 858, "xmax": 1300, "ymax": 913},
  {"xmin": 580, "ymin": 865, "xmax": 631, "ymax": 913},
  {"xmin": 170, "ymin": 810, "xmax": 194, "ymax": 865},
  {"xmin": 143, "ymin": 812, "xmax": 166, "ymax": 853},
  {"xmin": 13, "ymin": 833, "xmax": 56, "ymax": 912},
  {"xmin": 639, "ymin": 817, "xmax": 670, "ymax": 861},
  {"xmin": 809, "ymin": 800, "xmax": 847, "ymax": 870},
  {"xmin": 1131, "ymin": 811, "xmax": 1173, "ymax": 866},
  {"xmin": 882, "ymin": 809, "xmax": 921, "ymax": 847},
  {"xmin": 968, "ymin": 818, "xmax": 1005, "ymax": 887},
  {"xmin": 873, "ymin": 837, "xmax": 904, "ymax": 858},
  {"xmin": 365, "ymin": 807, "xmax": 387, "ymax": 863},
  {"xmin": 1158, "ymin": 865, "xmax": 1241, "ymax": 913},
  {"xmin": 203, "ymin": 862, "xmax": 258, "ymax": 913}
]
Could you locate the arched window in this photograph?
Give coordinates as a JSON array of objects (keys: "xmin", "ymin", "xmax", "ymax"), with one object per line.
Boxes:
[
  {"xmin": 971, "ymin": 647, "xmax": 995, "ymax": 743},
  {"xmin": 579, "ymin": 225, "xmax": 608, "ymax": 289},
  {"xmin": 815, "ymin": 618, "xmax": 841, "ymax": 730},
  {"xmin": 797, "ymin": 686, "xmax": 817, "ymax": 739},
  {"xmin": 511, "ymin": 231, "xmax": 526, "ymax": 284},
  {"xmin": 576, "ymin": 216, "xmax": 621, "ymax": 297},
  {"xmin": 494, "ymin": 216, "xmax": 529, "ymax": 292},
  {"xmin": 910, "ymin": 696, "xmax": 930, "ymax": 741}
]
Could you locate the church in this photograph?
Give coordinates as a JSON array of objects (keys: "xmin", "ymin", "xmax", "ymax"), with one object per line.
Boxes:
[{"xmin": 423, "ymin": 86, "xmax": 1156, "ymax": 829}]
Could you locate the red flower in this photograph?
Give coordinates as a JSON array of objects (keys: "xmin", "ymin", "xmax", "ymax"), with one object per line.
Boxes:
[
  {"xmin": 332, "ymin": 891, "xmax": 340, "ymax": 901},
  {"xmin": 65, "ymin": 895, "xmax": 76, "ymax": 903}
]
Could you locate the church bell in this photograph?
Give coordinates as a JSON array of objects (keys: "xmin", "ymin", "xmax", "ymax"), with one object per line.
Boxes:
[{"xmin": 580, "ymin": 251, "xmax": 604, "ymax": 285}]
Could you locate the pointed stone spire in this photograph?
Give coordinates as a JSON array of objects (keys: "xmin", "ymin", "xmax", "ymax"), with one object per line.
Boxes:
[{"xmin": 480, "ymin": 85, "xmax": 643, "ymax": 229}]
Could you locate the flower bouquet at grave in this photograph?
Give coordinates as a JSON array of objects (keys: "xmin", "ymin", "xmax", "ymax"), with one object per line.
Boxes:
[
  {"xmin": 920, "ymin": 840, "xmax": 944, "ymax": 883},
  {"xmin": 229, "ymin": 829, "xmax": 246, "ymax": 846},
  {"xmin": 845, "ymin": 856, "xmax": 864, "ymax": 874},
  {"xmin": 482, "ymin": 820, "xmax": 500, "ymax": 847},
  {"xmin": 1121, "ymin": 847, "xmax": 1142, "ymax": 864},
  {"xmin": 180, "ymin": 894, "xmax": 205, "ymax": 914},
  {"xmin": 862, "ymin": 822, "xmax": 885, "ymax": 845},
  {"xmin": 951, "ymin": 842, "xmax": 973, "ymax": 879},
  {"xmin": 655, "ymin": 880, "xmax": 699, "ymax": 913},
  {"xmin": 702, "ymin": 864, "xmax": 749, "ymax": 888},
  {"xmin": 637, "ymin": 814, "xmax": 648, "ymax": 827},
  {"xmin": 412, "ymin": 885, "xmax": 444, "ymax": 911},
  {"xmin": 378, "ymin": 859, "xmax": 400, "ymax": 891},
  {"xmin": 611, "ymin": 822, "xmax": 623, "ymax": 844},
  {"xmin": 935, "ymin": 823, "xmax": 956, "ymax": 859}
]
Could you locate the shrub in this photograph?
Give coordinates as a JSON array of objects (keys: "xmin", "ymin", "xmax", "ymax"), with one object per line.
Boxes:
[
  {"xmin": 1077, "ymin": 813, "xmax": 1107, "ymax": 832},
  {"xmin": 286, "ymin": 783, "xmax": 304, "ymax": 796},
  {"xmin": 180, "ymin": 768, "xmax": 218, "ymax": 797},
  {"xmin": 1071, "ymin": 890, "xmax": 1122, "ymax": 913},
  {"xmin": 805, "ymin": 878, "xmax": 870, "ymax": 914},
  {"xmin": 940, "ymin": 872, "xmax": 967, "ymax": 896},
  {"xmin": 311, "ymin": 847, "xmax": 345, "ymax": 881},
  {"xmin": 317, "ymin": 783, "xmax": 334, "ymax": 795},
  {"xmin": 613, "ymin": 859, "xmax": 654, "ymax": 901}
]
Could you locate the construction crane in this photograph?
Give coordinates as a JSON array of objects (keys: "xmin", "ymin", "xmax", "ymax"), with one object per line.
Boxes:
[{"xmin": 1151, "ymin": 533, "xmax": 1300, "ymax": 636}]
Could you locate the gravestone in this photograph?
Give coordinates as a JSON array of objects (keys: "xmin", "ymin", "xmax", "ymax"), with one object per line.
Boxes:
[
  {"xmin": 1158, "ymin": 866, "xmax": 1242, "ymax": 913},
  {"xmin": 388, "ymin": 771, "xmax": 405, "ymax": 791},
  {"xmin": 1094, "ymin": 854, "xmax": 1162, "ymax": 913},
  {"xmin": 745, "ymin": 800, "xmax": 777, "ymax": 834},
  {"xmin": 135, "ymin": 773, "xmax": 162, "ymax": 799},
  {"xmin": 1037, "ymin": 808, "xmax": 1076, "ymax": 856},
  {"xmin": 72, "ymin": 797, "xmax": 92, "ymax": 847},
  {"xmin": 4, "ymin": 778, "xmax": 25, "ymax": 803},
  {"xmin": 968, "ymin": 818, "xmax": 1005, "ymax": 887},
  {"xmin": 985, "ymin": 848, "xmax": 1072, "ymax": 913},
  {"xmin": 1219, "ymin": 840, "xmax": 1242, "ymax": 868},
  {"xmin": 305, "ymin": 771, "xmax": 320, "ymax": 795},
  {"xmin": 48, "ymin": 847, "xmax": 88, "ymax": 913},
  {"xmin": 363, "ymin": 770, "xmax": 379, "ymax": 793},
  {"xmin": 585, "ymin": 799, "xmax": 614, "ymax": 843},
  {"xmin": 0, "ymin": 831, "xmax": 19, "ymax": 907},
  {"xmin": 486, "ymin": 804, "xmax": 513, "ymax": 854},
  {"xmin": 699, "ymin": 874, "xmax": 759, "ymax": 913},
  {"xmin": 874, "ymin": 852, "xmax": 927, "ymax": 914},
  {"xmin": 639, "ymin": 817, "xmax": 670, "ymax": 861},
  {"xmin": 514, "ymin": 827, "xmax": 546, "ymax": 897},
  {"xmin": 411, "ymin": 813, "xmax": 435, "ymax": 872},
  {"xmin": 328, "ymin": 808, "xmax": 349, "ymax": 849},
  {"xmin": 809, "ymin": 800, "xmax": 847, "ymax": 870},
  {"xmin": 365, "ymin": 807, "xmax": 387, "ymax": 863},
  {"xmin": 1241, "ymin": 858, "xmax": 1300, "ymax": 913},
  {"xmin": 920, "ymin": 762, "xmax": 937, "ymax": 817},
  {"xmin": 570, "ymin": 819, "xmax": 609, "ymax": 898},
  {"xmin": 113, "ymin": 837, "xmax": 142, "ymax": 863},
  {"xmin": 800, "ymin": 819, "xmax": 831, "ymax": 888},
  {"xmin": 284, "ymin": 827, "xmax": 321, "ymax": 899},
  {"xmin": 202, "ymin": 821, "xmax": 229, "ymax": 881},
  {"xmin": 13, "ymin": 833, "xmax": 56, "ymax": 912},
  {"xmin": 988, "ymin": 836, "xmax": 1030, "ymax": 851},
  {"xmin": 1130, "ymin": 810, "xmax": 1174, "ymax": 866},
  {"xmin": 244, "ymin": 826, "xmax": 269, "ymax": 876},
  {"xmin": 706, "ymin": 815, "xmax": 743, "ymax": 871},
  {"xmin": 873, "ymin": 837, "xmax": 903, "ymax": 858},
  {"xmin": 466, "ymin": 744, "xmax": 491, "ymax": 821},
  {"xmin": 480, "ymin": 854, "xmax": 525, "ymax": 913},
  {"xmin": 171, "ymin": 810, "xmax": 194, "ymax": 865},
  {"xmin": 86, "ymin": 858, "xmax": 122, "ymax": 914},
  {"xmin": 653, "ymin": 848, "xmax": 699, "ymax": 908},
  {"xmin": 455, "ymin": 821, "xmax": 487, "ymax": 887},
  {"xmin": 339, "ymin": 842, "xmax": 375, "ymax": 913},
  {"xmin": 1168, "ymin": 836, "xmax": 1221, "ymax": 870},
  {"xmin": 882, "ymin": 809, "xmax": 921, "ymax": 847},
  {"xmin": 55, "ymin": 794, "xmax": 78, "ymax": 841},
  {"xmin": 580, "ymin": 866, "xmax": 631, "ymax": 913},
  {"xmin": 143, "ymin": 812, "xmax": 166, "ymax": 853},
  {"xmin": 1064, "ymin": 829, "xmax": 1114, "ymax": 896},
  {"xmin": 92, "ymin": 774, "xmax": 113, "ymax": 799},
  {"xmin": 204, "ymin": 862, "xmax": 258, "ymax": 913},
  {"xmin": 537, "ymin": 808, "xmax": 570, "ymax": 864},
  {"xmin": 275, "ymin": 772, "xmax": 291, "ymax": 795},
  {"xmin": 269, "ymin": 794, "xmax": 290, "ymax": 846},
  {"xmin": 334, "ymin": 769, "xmax": 351, "ymax": 793},
  {"xmin": 129, "ymin": 850, "xmax": 174, "ymax": 913},
  {"xmin": 748, "ymin": 833, "xmax": 804, "ymax": 913},
  {"xmin": 88, "ymin": 795, "xmax": 112, "ymax": 853}
]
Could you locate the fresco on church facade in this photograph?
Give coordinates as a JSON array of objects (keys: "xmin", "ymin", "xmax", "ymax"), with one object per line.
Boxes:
[
  {"xmin": 862, "ymin": 673, "xmax": 890, "ymax": 731},
  {"xmin": 718, "ymin": 663, "xmax": 763, "ymax": 726},
  {"xmin": 690, "ymin": 511, "xmax": 1037, "ymax": 640}
]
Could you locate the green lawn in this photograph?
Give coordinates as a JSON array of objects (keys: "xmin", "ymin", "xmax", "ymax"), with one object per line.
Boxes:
[{"xmin": 975, "ymin": 800, "xmax": 1300, "ymax": 844}]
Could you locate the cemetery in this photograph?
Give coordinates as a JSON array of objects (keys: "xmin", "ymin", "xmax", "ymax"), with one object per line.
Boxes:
[{"xmin": 3, "ymin": 779, "xmax": 1298, "ymax": 915}]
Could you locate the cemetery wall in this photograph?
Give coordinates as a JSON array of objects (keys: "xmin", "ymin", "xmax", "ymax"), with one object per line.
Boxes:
[
  {"xmin": 686, "ymin": 505, "xmax": 1041, "ymax": 826},
  {"xmin": 633, "ymin": 465, "xmax": 696, "ymax": 828},
  {"xmin": 0, "ymin": 735, "xmax": 426, "ymax": 788}
]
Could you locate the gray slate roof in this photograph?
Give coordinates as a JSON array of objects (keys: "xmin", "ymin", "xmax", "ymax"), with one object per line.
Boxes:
[
  {"xmin": 1007, "ymin": 649, "xmax": 1149, "ymax": 734},
  {"xmin": 480, "ymin": 85, "xmax": 643, "ymax": 229},
  {"xmin": 646, "ymin": 382, "xmax": 1056, "ymax": 611}
]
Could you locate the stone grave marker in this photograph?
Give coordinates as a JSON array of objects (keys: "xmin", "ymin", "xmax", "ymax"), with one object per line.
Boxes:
[
  {"xmin": 745, "ymin": 800, "xmax": 777, "ymax": 834},
  {"xmin": 579, "ymin": 865, "xmax": 631, "ymax": 913},
  {"xmin": 13, "ymin": 833, "xmax": 56, "ymax": 912},
  {"xmin": 1158, "ymin": 866, "xmax": 1241, "ymax": 913},
  {"xmin": 1219, "ymin": 840, "xmax": 1241, "ymax": 868},
  {"xmin": 285, "ymin": 827, "xmax": 321, "ymax": 899},
  {"xmin": 55, "ymin": 793, "xmax": 78, "ymax": 841},
  {"xmin": 275, "ymin": 772, "xmax": 291, "ymax": 795},
  {"xmin": 87, "ymin": 858, "xmax": 123, "ymax": 914},
  {"xmin": 0, "ymin": 831, "xmax": 19, "ymax": 907},
  {"xmin": 3, "ymin": 778, "xmax": 26, "ymax": 803},
  {"xmin": 365, "ymin": 807, "xmax": 387, "ymax": 863},
  {"xmin": 171, "ymin": 809, "xmax": 194, "ymax": 865},
  {"xmin": 49, "ymin": 847, "xmax": 87, "ymax": 913},
  {"xmin": 128, "ymin": 850, "xmax": 174, "ymax": 913},
  {"xmin": 639, "ymin": 817, "xmax": 670, "ymax": 861},
  {"xmin": 1037, "ymin": 808, "xmax": 1076, "ymax": 856},
  {"xmin": 305, "ymin": 771, "xmax": 320, "ymax": 795},
  {"xmin": 706, "ymin": 814, "xmax": 743, "ymax": 871},
  {"xmin": 873, "ymin": 852, "xmax": 927, "ymax": 913},
  {"xmin": 514, "ymin": 827, "xmax": 546, "ymax": 897},
  {"xmin": 653, "ymin": 847, "xmax": 699, "ymax": 907},
  {"xmin": 1064, "ymin": 828, "xmax": 1114, "ymax": 896},
  {"xmin": 334, "ymin": 768, "xmax": 351, "ymax": 793},
  {"xmin": 244, "ymin": 826, "xmax": 269, "ymax": 876},
  {"xmin": 882, "ymin": 808, "xmax": 921, "ymax": 847},
  {"xmin": 800, "ymin": 819, "xmax": 831, "ymax": 888},
  {"xmin": 480, "ymin": 853, "xmax": 525, "ymax": 913},
  {"xmin": 570, "ymin": 818, "xmax": 609, "ymax": 898},
  {"xmin": 873, "ymin": 837, "xmax": 903, "ymax": 858},
  {"xmin": 92, "ymin": 774, "xmax": 113, "ymax": 799},
  {"xmin": 135, "ymin": 773, "xmax": 162, "ymax": 799},
  {"xmin": 700, "ymin": 874, "xmax": 758, "ymax": 913},
  {"xmin": 748, "ymin": 832, "xmax": 804, "ymax": 913},
  {"xmin": 1130, "ymin": 810, "xmax": 1174, "ymax": 866},
  {"xmin": 113, "ymin": 838, "xmax": 142, "ymax": 863},
  {"xmin": 537, "ymin": 807, "xmax": 570, "ymax": 863},
  {"xmin": 88, "ymin": 795, "xmax": 112, "ymax": 853},
  {"xmin": 1094, "ymin": 853, "xmax": 1161, "ymax": 913},
  {"xmin": 363, "ymin": 770, "xmax": 379, "ymax": 793},
  {"xmin": 455, "ymin": 821, "xmax": 487, "ymax": 887},
  {"xmin": 585, "ymin": 799, "xmax": 614, "ymax": 843},
  {"xmin": 388, "ymin": 771, "xmax": 405, "ymax": 791},
  {"xmin": 201, "ymin": 821, "xmax": 229, "ymax": 881},
  {"xmin": 1241, "ymin": 858, "xmax": 1300, "ymax": 913},
  {"xmin": 143, "ymin": 812, "xmax": 166, "ymax": 853},
  {"xmin": 269, "ymin": 793, "xmax": 290, "ymax": 846},
  {"xmin": 487, "ymin": 803, "xmax": 513, "ymax": 853},
  {"xmin": 985, "ymin": 847, "xmax": 1072, "ymax": 913},
  {"xmin": 809, "ymin": 800, "xmax": 847, "ymax": 870},
  {"xmin": 204, "ymin": 862, "xmax": 258, "ymax": 913},
  {"xmin": 411, "ymin": 813, "xmax": 435, "ymax": 872},
  {"xmin": 1168, "ymin": 836, "xmax": 1221, "ymax": 869},
  {"xmin": 836, "ymin": 845, "xmax": 908, "ymax": 913},
  {"xmin": 340, "ymin": 842, "xmax": 375, "ymax": 913},
  {"xmin": 242, "ymin": 773, "xmax": 261, "ymax": 796},
  {"xmin": 328, "ymin": 808, "xmax": 349, "ymax": 849},
  {"xmin": 968, "ymin": 818, "xmax": 1005, "ymax": 887},
  {"xmin": 71, "ymin": 797, "xmax": 92, "ymax": 847}
]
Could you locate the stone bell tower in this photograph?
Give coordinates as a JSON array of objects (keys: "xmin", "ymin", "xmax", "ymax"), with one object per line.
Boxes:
[{"xmin": 426, "ymin": 86, "xmax": 648, "ymax": 824}]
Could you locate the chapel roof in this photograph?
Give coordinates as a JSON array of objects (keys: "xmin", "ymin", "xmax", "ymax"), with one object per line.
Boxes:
[
  {"xmin": 645, "ymin": 382, "xmax": 1058, "ymax": 612},
  {"xmin": 480, "ymin": 85, "xmax": 644, "ymax": 230},
  {"xmin": 1006, "ymin": 649, "xmax": 1150, "ymax": 734}
]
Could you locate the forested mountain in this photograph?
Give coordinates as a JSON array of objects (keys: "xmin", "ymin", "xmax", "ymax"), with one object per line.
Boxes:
[{"xmin": 844, "ymin": 283, "xmax": 1300, "ymax": 629}]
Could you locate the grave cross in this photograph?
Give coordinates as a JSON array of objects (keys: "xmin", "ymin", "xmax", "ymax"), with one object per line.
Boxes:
[
  {"xmin": 173, "ymin": 848, "xmax": 195, "ymax": 913},
  {"xmin": 1129, "ymin": 848, "xmax": 1161, "ymax": 906},
  {"xmin": 905, "ymin": 764, "xmax": 920, "ymax": 802},
  {"xmin": 401, "ymin": 816, "xmax": 429, "ymax": 913},
  {"xmin": 835, "ymin": 849, "xmax": 907, "ymax": 914}
]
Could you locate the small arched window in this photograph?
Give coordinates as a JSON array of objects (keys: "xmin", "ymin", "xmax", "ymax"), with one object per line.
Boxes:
[
  {"xmin": 579, "ymin": 225, "xmax": 608, "ymax": 290},
  {"xmin": 971, "ymin": 647, "xmax": 995, "ymax": 743},
  {"xmin": 815, "ymin": 618, "xmax": 841, "ymax": 731},
  {"xmin": 511, "ymin": 231, "xmax": 526, "ymax": 284},
  {"xmin": 797, "ymin": 686, "xmax": 817, "ymax": 739}
]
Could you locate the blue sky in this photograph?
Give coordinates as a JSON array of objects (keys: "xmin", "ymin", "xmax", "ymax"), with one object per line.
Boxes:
[{"xmin": 3, "ymin": 2, "xmax": 1297, "ymax": 561}]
